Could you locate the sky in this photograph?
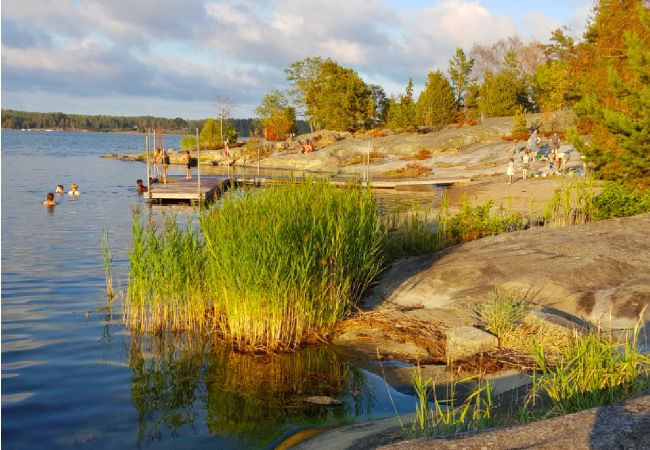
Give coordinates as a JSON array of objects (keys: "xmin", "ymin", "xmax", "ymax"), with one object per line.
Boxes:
[{"xmin": 1, "ymin": 0, "xmax": 593, "ymax": 119}]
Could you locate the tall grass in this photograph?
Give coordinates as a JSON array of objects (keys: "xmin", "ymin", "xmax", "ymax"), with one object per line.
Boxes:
[
  {"xmin": 124, "ymin": 182, "xmax": 385, "ymax": 352},
  {"xmin": 125, "ymin": 210, "xmax": 208, "ymax": 334},
  {"xmin": 542, "ymin": 178, "xmax": 596, "ymax": 227},
  {"xmin": 480, "ymin": 289, "xmax": 526, "ymax": 339},
  {"xmin": 532, "ymin": 317, "xmax": 650, "ymax": 415},
  {"xmin": 200, "ymin": 182, "xmax": 384, "ymax": 351},
  {"xmin": 411, "ymin": 365, "xmax": 493, "ymax": 436},
  {"xmin": 101, "ymin": 229, "xmax": 114, "ymax": 302},
  {"xmin": 382, "ymin": 205, "xmax": 443, "ymax": 260}
]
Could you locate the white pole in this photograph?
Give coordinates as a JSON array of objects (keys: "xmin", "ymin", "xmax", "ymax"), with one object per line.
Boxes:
[
  {"xmin": 366, "ymin": 140, "xmax": 371, "ymax": 184},
  {"xmin": 196, "ymin": 127, "xmax": 201, "ymax": 207},
  {"xmin": 146, "ymin": 134, "xmax": 151, "ymax": 198}
]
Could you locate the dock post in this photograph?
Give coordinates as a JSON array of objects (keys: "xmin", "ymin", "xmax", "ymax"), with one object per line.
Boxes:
[
  {"xmin": 196, "ymin": 128, "xmax": 201, "ymax": 210},
  {"xmin": 146, "ymin": 134, "xmax": 151, "ymax": 198}
]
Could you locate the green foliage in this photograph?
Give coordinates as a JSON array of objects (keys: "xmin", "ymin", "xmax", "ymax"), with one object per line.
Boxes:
[
  {"xmin": 285, "ymin": 56, "xmax": 324, "ymax": 122},
  {"xmin": 478, "ymin": 71, "xmax": 523, "ymax": 118},
  {"xmin": 125, "ymin": 182, "xmax": 385, "ymax": 352},
  {"xmin": 532, "ymin": 322, "xmax": 650, "ymax": 415},
  {"xmin": 592, "ymin": 182, "xmax": 650, "ymax": 220},
  {"xmin": 369, "ymin": 84, "xmax": 390, "ymax": 125},
  {"xmin": 382, "ymin": 206, "xmax": 442, "ymax": 260},
  {"xmin": 448, "ymin": 47, "xmax": 476, "ymax": 111},
  {"xmin": 180, "ymin": 135, "xmax": 197, "ymax": 150},
  {"xmin": 199, "ymin": 118, "xmax": 221, "ymax": 148},
  {"xmin": 411, "ymin": 366, "xmax": 493, "ymax": 437},
  {"xmin": 304, "ymin": 60, "xmax": 374, "ymax": 131},
  {"xmin": 199, "ymin": 118, "xmax": 238, "ymax": 148},
  {"xmin": 438, "ymin": 196, "xmax": 525, "ymax": 245},
  {"xmin": 534, "ymin": 60, "xmax": 570, "ymax": 112},
  {"xmin": 480, "ymin": 290, "xmax": 526, "ymax": 338},
  {"xmin": 572, "ymin": 2, "xmax": 650, "ymax": 187},
  {"xmin": 416, "ymin": 70, "xmax": 457, "ymax": 126},
  {"xmin": 0, "ymin": 109, "xmax": 284, "ymax": 137},
  {"xmin": 256, "ymin": 91, "xmax": 296, "ymax": 140},
  {"xmin": 512, "ymin": 105, "xmax": 528, "ymax": 135},
  {"xmin": 387, "ymin": 78, "xmax": 417, "ymax": 130}
]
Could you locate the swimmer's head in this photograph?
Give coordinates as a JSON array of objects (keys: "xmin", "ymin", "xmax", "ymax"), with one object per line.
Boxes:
[
  {"xmin": 56, "ymin": 185, "xmax": 64, "ymax": 193},
  {"xmin": 71, "ymin": 183, "xmax": 78, "ymax": 190},
  {"xmin": 47, "ymin": 192, "xmax": 54, "ymax": 201}
]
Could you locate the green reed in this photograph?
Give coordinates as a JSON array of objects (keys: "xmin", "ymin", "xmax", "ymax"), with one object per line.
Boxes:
[
  {"xmin": 124, "ymin": 183, "xmax": 385, "ymax": 352},
  {"xmin": 382, "ymin": 204, "xmax": 444, "ymax": 260},
  {"xmin": 101, "ymin": 229, "xmax": 114, "ymax": 302},
  {"xmin": 411, "ymin": 365, "xmax": 493, "ymax": 437},
  {"xmin": 200, "ymin": 181, "xmax": 384, "ymax": 351},
  {"xmin": 543, "ymin": 178, "xmax": 596, "ymax": 227},
  {"xmin": 532, "ymin": 316, "xmax": 650, "ymax": 415},
  {"xmin": 125, "ymin": 209, "xmax": 208, "ymax": 334}
]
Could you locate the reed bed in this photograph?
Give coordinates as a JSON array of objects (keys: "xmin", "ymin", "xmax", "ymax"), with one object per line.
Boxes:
[
  {"xmin": 124, "ymin": 182, "xmax": 385, "ymax": 352},
  {"xmin": 200, "ymin": 182, "xmax": 384, "ymax": 351},
  {"xmin": 125, "ymin": 210, "xmax": 209, "ymax": 334}
]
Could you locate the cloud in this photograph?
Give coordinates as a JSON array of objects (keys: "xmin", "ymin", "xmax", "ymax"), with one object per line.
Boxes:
[
  {"xmin": 1, "ymin": 0, "xmax": 587, "ymax": 118},
  {"xmin": 523, "ymin": 10, "xmax": 564, "ymax": 42}
]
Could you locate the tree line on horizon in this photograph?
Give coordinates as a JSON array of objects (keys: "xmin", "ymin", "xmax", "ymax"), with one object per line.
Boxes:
[
  {"xmin": 255, "ymin": 0, "xmax": 648, "ymax": 187},
  {"xmin": 0, "ymin": 110, "xmax": 310, "ymax": 139}
]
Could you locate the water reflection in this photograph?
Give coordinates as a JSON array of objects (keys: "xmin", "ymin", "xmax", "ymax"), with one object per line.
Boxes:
[{"xmin": 128, "ymin": 334, "xmax": 375, "ymax": 449}]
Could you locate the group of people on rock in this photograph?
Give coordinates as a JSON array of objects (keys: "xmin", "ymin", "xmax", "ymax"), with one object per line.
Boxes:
[
  {"xmin": 43, "ymin": 183, "xmax": 81, "ymax": 206},
  {"xmin": 507, "ymin": 130, "xmax": 572, "ymax": 184}
]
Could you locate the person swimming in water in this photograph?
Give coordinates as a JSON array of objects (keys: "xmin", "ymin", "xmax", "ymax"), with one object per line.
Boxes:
[
  {"xmin": 55, "ymin": 185, "xmax": 65, "ymax": 194},
  {"xmin": 136, "ymin": 179, "xmax": 148, "ymax": 193},
  {"xmin": 43, "ymin": 192, "xmax": 58, "ymax": 206},
  {"xmin": 68, "ymin": 183, "xmax": 81, "ymax": 196}
]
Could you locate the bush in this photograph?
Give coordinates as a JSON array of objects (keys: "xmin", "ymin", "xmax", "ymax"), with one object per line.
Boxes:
[{"xmin": 592, "ymin": 183, "xmax": 650, "ymax": 220}]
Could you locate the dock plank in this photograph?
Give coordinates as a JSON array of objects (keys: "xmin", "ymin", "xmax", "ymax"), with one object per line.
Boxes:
[{"xmin": 146, "ymin": 175, "xmax": 471, "ymax": 202}]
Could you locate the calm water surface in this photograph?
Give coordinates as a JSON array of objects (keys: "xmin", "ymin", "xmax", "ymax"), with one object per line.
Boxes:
[{"xmin": 2, "ymin": 131, "xmax": 428, "ymax": 449}]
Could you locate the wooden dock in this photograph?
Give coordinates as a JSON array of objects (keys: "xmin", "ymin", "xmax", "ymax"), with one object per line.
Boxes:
[{"xmin": 147, "ymin": 175, "xmax": 471, "ymax": 203}]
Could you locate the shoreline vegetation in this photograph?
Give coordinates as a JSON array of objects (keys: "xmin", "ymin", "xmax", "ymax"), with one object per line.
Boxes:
[{"xmin": 114, "ymin": 176, "xmax": 649, "ymax": 447}]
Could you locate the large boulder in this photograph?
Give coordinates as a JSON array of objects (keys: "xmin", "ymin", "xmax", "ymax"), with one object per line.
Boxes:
[{"xmin": 371, "ymin": 214, "xmax": 650, "ymax": 329}]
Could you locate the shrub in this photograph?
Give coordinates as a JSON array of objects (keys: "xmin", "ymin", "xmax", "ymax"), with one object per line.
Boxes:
[{"xmin": 592, "ymin": 182, "xmax": 650, "ymax": 220}]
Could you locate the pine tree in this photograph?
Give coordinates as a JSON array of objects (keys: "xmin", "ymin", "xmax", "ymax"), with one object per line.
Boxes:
[
  {"xmin": 572, "ymin": 1, "xmax": 650, "ymax": 187},
  {"xmin": 416, "ymin": 71, "xmax": 457, "ymax": 126},
  {"xmin": 387, "ymin": 78, "xmax": 417, "ymax": 130}
]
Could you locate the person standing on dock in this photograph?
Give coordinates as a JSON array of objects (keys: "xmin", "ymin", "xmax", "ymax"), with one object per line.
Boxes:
[
  {"xmin": 152, "ymin": 147, "xmax": 162, "ymax": 177},
  {"xmin": 184, "ymin": 150, "xmax": 192, "ymax": 179},
  {"xmin": 162, "ymin": 150, "xmax": 170, "ymax": 178}
]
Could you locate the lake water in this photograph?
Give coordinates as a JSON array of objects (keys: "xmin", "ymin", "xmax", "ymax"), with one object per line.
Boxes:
[{"xmin": 1, "ymin": 130, "xmax": 426, "ymax": 449}]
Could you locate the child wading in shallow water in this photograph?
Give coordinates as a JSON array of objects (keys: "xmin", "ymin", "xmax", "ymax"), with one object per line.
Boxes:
[{"xmin": 507, "ymin": 158, "xmax": 515, "ymax": 184}]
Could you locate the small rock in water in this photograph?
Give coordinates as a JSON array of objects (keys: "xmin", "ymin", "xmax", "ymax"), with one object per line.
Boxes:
[{"xmin": 304, "ymin": 396, "xmax": 343, "ymax": 406}]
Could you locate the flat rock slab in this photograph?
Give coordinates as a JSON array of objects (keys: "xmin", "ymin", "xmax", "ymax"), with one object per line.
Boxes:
[
  {"xmin": 371, "ymin": 214, "xmax": 650, "ymax": 329},
  {"xmin": 446, "ymin": 326, "xmax": 498, "ymax": 360},
  {"xmin": 380, "ymin": 392, "xmax": 650, "ymax": 450}
]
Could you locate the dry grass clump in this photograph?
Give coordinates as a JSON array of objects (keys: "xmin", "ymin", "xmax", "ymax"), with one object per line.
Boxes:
[
  {"xmin": 339, "ymin": 309, "xmax": 446, "ymax": 360},
  {"xmin": 382, "ymin": 163, "xmax": 432, "ymax": 178},
  {"xmin": 401, "ymin": 149, "xmax": 433, "ymax": 161},
  {"xmin": 345, "ymin": 150, "xmax": 386, "ymax": 166}
]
